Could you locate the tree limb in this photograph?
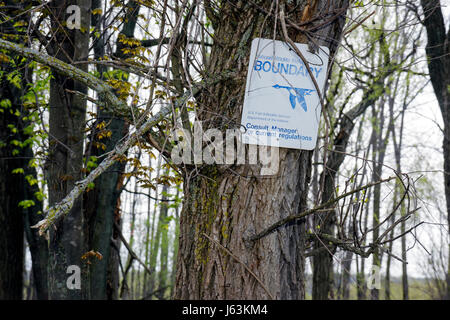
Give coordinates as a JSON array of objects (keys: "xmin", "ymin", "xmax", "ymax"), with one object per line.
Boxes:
[
  {"xmin": 0, "ymin": 38, "xmax": 130, "ymax": 116},
  {"xmin": 246, "ymin": 176, "xmax": 396, "ymax": 242},
  {"xmin": 29, "ymin": 70, "xmax": 234, "ymax": 235}
]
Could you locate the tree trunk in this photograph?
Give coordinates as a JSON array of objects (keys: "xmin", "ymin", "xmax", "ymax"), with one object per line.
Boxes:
[
  {"xmin": 157, "ymin": 177, "xmax": 170, "ymax": 299},
  {"xmin": 0, "ymin": 47, "xmax": 25, "ymax": 300},
  {"xmin": 384, "ymin": 205, "xmax": 394, "ymax": 300},
  {"xmin": 370, "ymin": 105, "xmax": 381, "ymax": 300},
  {"xmin": 84, "ymin": 0, "xmax": 137, "ymax": 300},
  {"xmin": 357, "ymin": 196, "xmax": 371, "ymax": 300},
  {"xmin": 106, "ymin": 173, "xmax": 125, "ymax": 300},
  {"xmin": 370, "ymin": 96, "xmax": 391, "ymax": 300},
  {"xmin": 174, "ymin": 0, "xmax": 349, "ymax": 299},
  {"xmin": 143, "ymin": 158, "xmax": 157, "ymax": 298},
  {"xmin": 311, "ymin": 11, "xmax": 393, "ymax": 298},
  {"xmin": 340, "ymin": 250, "xmax": 352, "ymax": 300},
  {"xmin": 392, "ymin": 94, "xmax": 409, "ymax": 300},
  {"xmin": 0, "ymin": 0, "xmax": 47, "ymax": 300},
  {"xmin": 170, "ymin": 188, "xmax": 181, "ymax": 298},
  {"xmin": 23, "ymin": 146, "xmax": 49, "ymax": 300},
  {"xmin": 148, "ymin": 182, "xmax": 165, "ymax": 295},
  {"xmin": 420, "ymin": 0, "xmax": 450, "ymax": 300},
  {"xmin": 46, "ymin": 0, "xmax": 91, "ymax": 299},
  {"xmin": 312, "ymin": 172, "xmax": 336, "ymax": 299},
  {"xmin": 312, "ymin": 70, "xmax": 379, "ymax": 300}
]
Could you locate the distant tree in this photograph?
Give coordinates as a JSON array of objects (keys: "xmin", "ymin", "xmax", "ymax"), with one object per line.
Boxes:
[
  {"xmin": 83, "ymin": 0, "xmax": 139, "ymax": 300},
  {"xmin": 312, "ymin": 3, "xmax": 421, "ymax": 300},
  {"xmin": 420, "ymin": 0, "xmax": 450, "ymax": 299},
  {"xmin": 0, "ymin": 0, "xmax": 426, "ymax": 301}
]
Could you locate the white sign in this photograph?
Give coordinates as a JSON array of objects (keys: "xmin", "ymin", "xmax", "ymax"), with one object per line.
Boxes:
[{"xmin": 241, "ymin": 38, "xmax": 329, "ymax": 150}]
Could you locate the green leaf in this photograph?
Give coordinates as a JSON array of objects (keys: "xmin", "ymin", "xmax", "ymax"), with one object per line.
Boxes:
[
  {"xmin": 18, "ymin": 199, "xmax": 35, "ymax": 209},
  {"xmin": 12, "ymin": 168, "xmax": 24, "ymax": 174}
]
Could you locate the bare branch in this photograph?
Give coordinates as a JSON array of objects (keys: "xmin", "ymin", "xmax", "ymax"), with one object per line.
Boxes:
[{"xmin": 247, "ymin": 176, "xmax": 396, "ymax": 243}]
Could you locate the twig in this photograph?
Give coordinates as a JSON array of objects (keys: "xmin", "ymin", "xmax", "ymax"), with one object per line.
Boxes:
[
  {"xmin": 247, "ymin": 176, "xmax": 396, "ymax": 242},
  {"xmin": 31, "ymin": 102, "xmax": 173, "ymax": 235},
  {"xmin": 30, "ymin": 70, "xmax": 234, "ymax": 235},
  {"xmin": 114, "ymin": 222, "xmax": 153, "ymax": 276},
  {"xmin": 0, "ymin": 38, "xmax": 129, "ymax": 116},
  {"xmin": 279, "ymin": 8, "xmax": 324, "ymax": 110},
  {"xmin": 344, "ymin": 11, "xmax": 375, "ymax": 35},
  {"xmin": 140, "ymin": 286, "xmax": 170, "ymax": 300}
]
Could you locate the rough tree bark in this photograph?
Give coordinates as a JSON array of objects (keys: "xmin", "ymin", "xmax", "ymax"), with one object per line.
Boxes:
[
  {"xmin": 46, "ymin": 0, "xmax": 91, "ymax": 299},
  {"xmin": 0, "ymin": 0, "xmax": 48, "ymax": 300},
  {"xmin": 420, "ymin": 0, "xmax": 450, "ymax": 300},
  {"xmin": 174, "ymin": 0, "xmax": 349, "ymax": 299}
]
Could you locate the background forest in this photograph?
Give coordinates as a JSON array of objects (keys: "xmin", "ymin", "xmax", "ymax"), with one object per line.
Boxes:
[{"xmin": 0, "ymin": 0, "xmax": 449, "ymax": 300}]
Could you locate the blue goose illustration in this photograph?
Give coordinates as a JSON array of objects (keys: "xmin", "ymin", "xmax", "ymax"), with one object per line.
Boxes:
[{"xmin": 272, "ymin": 84, "xmax": 315, "ymax": 111}]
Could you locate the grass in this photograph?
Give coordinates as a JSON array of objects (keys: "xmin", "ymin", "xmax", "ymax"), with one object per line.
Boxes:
[{"xmin": 305, "ymin": 275, "xmax": 440, "ymax": 300}]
